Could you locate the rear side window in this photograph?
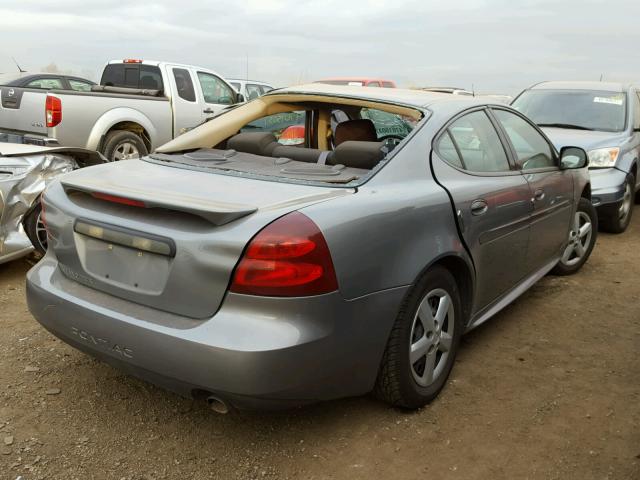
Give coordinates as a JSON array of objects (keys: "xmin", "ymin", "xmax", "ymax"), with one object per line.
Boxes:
[
  {"xmin": 437, "ymin": 131, "xmax": 464, "ymax": 168},
  {"xmin": 172, "ymin": 68, "xmax": 196, "ymax": 102},
  {"xmin": 360, "ymin": 108, "xmax": 415, "ymax": 139},
  {"xmin": 26, "ymin": 77, "xmax": 63, "ymax": 89},
  {"xmin": 446, "ymin": 111, "xmax": 511, "ymax": 172},
  {"xmin": 382, "ymin": 81, "xmax": 395, "ymax": 88},
  {"xmin": 246, "ymin": 83, "xmax": 262, "ymax": 100},
  {"xmin": 101, "ymin": 64, "xmax": 164, "ymax": 92},
  {"xmin": 493, "ymin": 109, "xmax": 555, "ymax": 170},
  {"xmin": 242, "ymin": 111, "xmax": 307, "ymax": 145},
  {"xmin": 68, "ymin": 79, "xmax": 93, "ymax": 92}
]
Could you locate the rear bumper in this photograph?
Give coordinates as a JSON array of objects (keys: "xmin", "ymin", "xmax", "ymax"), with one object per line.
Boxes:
[
  {"xmin": 0, "ymin": 131, "xmax": 59, "ymax": 147},
  {"xmin": 589, "ymin": 167, "xmax": 628, "ymax": 207},
  {"xmin": 26, "ymin": 255, "xmax": 407, "ymax": 409}
]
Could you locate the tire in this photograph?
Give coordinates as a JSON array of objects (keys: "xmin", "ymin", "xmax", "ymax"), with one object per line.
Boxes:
[
  {"xmin": 102, "ymin": 130, "xmax": 148, "ymax": 162},
  {"xmin": 551, "ymin": 197, "xmax": 597, "ymax": 276},
  {"xmin": 23, "ymin": 202, "xmax": 47, "ymax": 256},
  {"xmin": 599, "ymin": 174, "xmax": 634, "ymax": 234},
  {"xmin": 374, "ymin": 266, "xmax": 463, "ymax": 409}
]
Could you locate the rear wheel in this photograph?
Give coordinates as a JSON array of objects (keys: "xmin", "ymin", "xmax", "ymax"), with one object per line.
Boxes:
[
  {"xmin": 551, "ymin": 197, "xmax": 597, "ymax": 276},
  {"xmin": 374, "ymin": 266, "xmax": 463, "ymax": 409},
  {"xmin": 599, "ymin": 174, "xmax": 634, "ymax": 233},
  {"xmin": 102, "ymin": 130, "xmax": 148, "ymax": 162},
  {"xmin": 23, "ymin": 203, "xmax": 47, "ymax": 255}
]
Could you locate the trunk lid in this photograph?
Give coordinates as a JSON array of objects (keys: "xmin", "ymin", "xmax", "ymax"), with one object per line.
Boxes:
[{"xmin": 46, "ymin": 159, "xmax": 352, "ymax": 318}]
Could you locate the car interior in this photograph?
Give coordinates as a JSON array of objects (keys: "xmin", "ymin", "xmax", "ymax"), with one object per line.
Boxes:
[{"xmin": 153, "ymin": 94, "xmax": 423, "ymax": 183}]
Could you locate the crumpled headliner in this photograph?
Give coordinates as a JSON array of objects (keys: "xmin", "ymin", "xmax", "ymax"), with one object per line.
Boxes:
[{"xmin": 0, "ymin": 147, "xmax": 105, "ymax": 264}]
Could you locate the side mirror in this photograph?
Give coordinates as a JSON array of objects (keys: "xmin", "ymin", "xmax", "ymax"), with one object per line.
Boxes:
[
  {"xmin": 235, "ymin": 93, "xmax": 245, "ymax": 104},
  {"xmin": 559, "ymin": 146, "xmax": 588, "ymax": 169}
]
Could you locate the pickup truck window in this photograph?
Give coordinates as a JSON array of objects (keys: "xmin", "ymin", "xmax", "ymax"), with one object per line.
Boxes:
[
  {"xmin": 68, "ymin": 79, "xmax": 93, "ymax": 92},
  {"xmin": 173, "ymin": 68, "xmax": 196, "ymax": 102},
  {"xmin": 246, "ymin": 84, "xmax": 262, "ymax": 100},
  {"xmin": 197, "ymin": 72, "xmax": 235, "ymax": 105},
  {"xmin": 101, "ymin": 64, "xmax": 164, "ymax": 93},
  {"xmin": 27, "ymin": 78, "xmax": 63, "ymax": 89}
]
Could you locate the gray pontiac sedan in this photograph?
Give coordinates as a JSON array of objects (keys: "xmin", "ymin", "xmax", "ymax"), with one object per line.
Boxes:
[{"xmin": 26, "ymin": 84, "xmax": 596, "ymax": 411}]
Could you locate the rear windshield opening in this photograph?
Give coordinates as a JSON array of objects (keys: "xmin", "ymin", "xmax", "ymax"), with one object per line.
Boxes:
[
  {"xmin": 149, "ymin": 99, "xmax": 424, "ymax": 187},
  {"xmin": 101, "ymin": 64, "xmax": 164, "ymax": 93}
]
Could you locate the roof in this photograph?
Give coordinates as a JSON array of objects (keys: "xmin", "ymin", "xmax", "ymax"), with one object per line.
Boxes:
[
  {"xmin": 315, "ymin": 77, "xmax": 395, "ymax": 83},
  {"xmin": 266, "ymin": 83, "xmax": 490, "ymax": 109},
  {"xmin": 106, "ymin": 59, "xmax": 225, "ymax": 76},
  {"xmin": 531, "ymin": 81, "xmax": 629, "ymax": 92},
  {"xmin": 228, "ymin": 79, "xmax": 273, "ymax": 85},
  {"xmin": 0, "ymin": 72, "xmax": 95, "ymax": 86}
]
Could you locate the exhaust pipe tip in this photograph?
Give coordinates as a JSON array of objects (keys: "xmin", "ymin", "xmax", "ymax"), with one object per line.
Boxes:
[{"xmin": 206, "ymin": 395, "xmax": 230, "ymax": 414}]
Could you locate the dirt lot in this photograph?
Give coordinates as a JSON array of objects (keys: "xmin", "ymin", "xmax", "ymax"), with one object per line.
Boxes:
[{"xmin": 1, "ymin": 217, "xmax": 639, "ymax": 480}]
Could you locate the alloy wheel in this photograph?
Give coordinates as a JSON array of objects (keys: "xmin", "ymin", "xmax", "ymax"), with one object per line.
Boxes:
[
  {"xmin": 113, "ymin": 142, "xmax": 140, "ymax": 161},
  {"xmin": 561, "ymin": 211, "xmax": 592, "ymax": 267},
  {"xmin": 409, "ymin": 288, "xmax": 454, "ymax": 387},
  {"xmin": 34, "ymin": 210, "xmax": 48, "ymax": 253}
]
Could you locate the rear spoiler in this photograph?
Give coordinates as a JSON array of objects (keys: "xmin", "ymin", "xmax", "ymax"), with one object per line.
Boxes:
[
  {"xmin": 60, "ymin": 177, "xmax": 257, "ymax": 226},
  {"xmin": 90, "ymin": 85, "xmax": 162, "ymax": 97}
]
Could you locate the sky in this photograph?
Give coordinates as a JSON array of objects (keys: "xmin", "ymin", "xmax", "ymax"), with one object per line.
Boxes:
[{"xmin": 0, "ymin": 0, "xmax": 639, "ymax": 95}]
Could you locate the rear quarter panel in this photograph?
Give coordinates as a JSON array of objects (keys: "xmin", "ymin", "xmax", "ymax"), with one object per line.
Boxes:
[
  {"xmin": 47, "ymin": 92, "xmax": 173, "ymax": 151},
  {"xmin": 302, "ymin": 122, "xmax": 472, "ymax": 300}
]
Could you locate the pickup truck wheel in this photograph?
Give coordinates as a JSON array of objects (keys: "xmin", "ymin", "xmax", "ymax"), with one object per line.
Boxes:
[
  {"xmin": 103, "ymin": 131, "xmax": 148, "ymax": 162},
  {"xmin": 24, "ymin": 203, "xmax": 47, "ymax": 256}
]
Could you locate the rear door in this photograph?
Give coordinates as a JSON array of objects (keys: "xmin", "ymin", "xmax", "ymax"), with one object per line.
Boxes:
[
  {"xmin": 431, "ymin": 108, "xmax": 533, "ymax": 311},
  {"xmin": 167, "ymin": 66, "xmax": 202, "ymax": 137},
  {"xmin": 195, "ymin": 71, "xmax": 237, "ymax": 122},
  {"xmin": 491, "ymin": 108, "xmax": 574, "ymax": 270}
]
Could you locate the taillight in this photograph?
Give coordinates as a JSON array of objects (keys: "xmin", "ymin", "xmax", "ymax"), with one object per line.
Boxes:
[
  {"xmin": 230, "ymin": 212, "xmax": 338, "ymax": 296},
  {"xmin": 91, "ymin": 192, "xmax": 146, "ymax": 207},
  {"xmin": 45, "ymin": 95, "xmax": 62, "ymax": 127}
]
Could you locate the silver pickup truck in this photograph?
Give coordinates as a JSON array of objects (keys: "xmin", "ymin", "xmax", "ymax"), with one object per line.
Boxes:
[{"xmin": 0, "ymin": 60, "xmax": 242, "ymax": 161}]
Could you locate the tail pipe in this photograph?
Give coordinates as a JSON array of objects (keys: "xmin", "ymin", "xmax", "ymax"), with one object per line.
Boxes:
[{"xmin": 206, "ymin": 395, "xmax": 230, "ymax": 415}]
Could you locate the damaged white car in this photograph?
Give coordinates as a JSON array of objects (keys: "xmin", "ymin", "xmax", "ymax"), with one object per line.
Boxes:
[{"xmin": 0, "ymin": 143, "xmax": 104, "ymax": 264}]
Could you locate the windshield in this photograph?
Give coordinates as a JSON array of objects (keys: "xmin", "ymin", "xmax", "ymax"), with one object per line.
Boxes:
[{"xmin": 512, "ymin": 89, "xmax": 627, "ymax": 132}]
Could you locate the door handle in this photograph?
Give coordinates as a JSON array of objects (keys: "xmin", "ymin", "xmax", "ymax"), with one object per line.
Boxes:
[
  {"xmin": 470, "ymin": 199, "xmax": 488, "ymax": 216},
  {"xmin": 203, "ymin": 108, "xmax": 215, "ymax": 114},
  {"xmin": 534, "ymin": 189, "xmax": 545, "ymax": 201}
]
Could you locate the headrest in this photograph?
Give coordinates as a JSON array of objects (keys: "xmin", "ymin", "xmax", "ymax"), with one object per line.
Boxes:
[
  {"xmin": 227, "ymin": 132, "xmax": 278, "ymax": 156},
  {"xmin": 334, "ymin": 119, "xmax": 378, "ymax": 146},
  {"xmin": 271, "ymin": 145, "xmax": 323, "ymax": 163},
  {"xmin": 330, "ymin": 141, "xmax": 384, "ymax": 170}
]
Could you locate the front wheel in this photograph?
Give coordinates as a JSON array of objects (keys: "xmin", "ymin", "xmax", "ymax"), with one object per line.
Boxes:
[
  {"xmin": 374, "ymin": 266, "xmax": 463, "ymax": 409},
  {"xmin": 599, "ymin": 174, "xmax": 634, "ymax": 234},
  {"xmin": 551, "ymin": 197, "xmax": 597, "ymax": 276}
]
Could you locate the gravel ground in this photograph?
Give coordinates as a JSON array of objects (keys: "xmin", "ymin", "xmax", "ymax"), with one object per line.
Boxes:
[{"xmin": 1, "ymin": 216, "xmax": 639, "ymax": 480}]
